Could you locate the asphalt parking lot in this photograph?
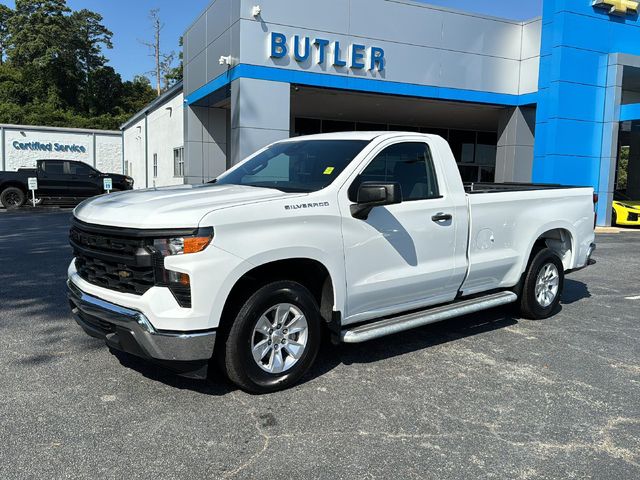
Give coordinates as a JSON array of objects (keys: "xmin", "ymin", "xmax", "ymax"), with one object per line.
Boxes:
[{"xmin": 1, "ymin": 209, "xmax": 639, "ymax": 479}]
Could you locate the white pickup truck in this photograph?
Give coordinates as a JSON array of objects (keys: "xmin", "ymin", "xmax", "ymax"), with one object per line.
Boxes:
[{"xmin": 67, "ymin": 132, "xmax": 596, "ymax": 393}]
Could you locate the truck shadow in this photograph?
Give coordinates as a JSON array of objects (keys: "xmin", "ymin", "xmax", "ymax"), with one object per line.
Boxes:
[
  {"xmin": 110, "ymin": 350, "xmax": 234, "ymax": 396},
  {"xmin": 108, "ymin": 306, "xmax": 524, "ymax": 395},
  {"xmin": 561, "ymin": 279, "xmax": 591, "ymax": 304},
  {"xmin": 308, "ymin": 306, "xmax": 520, "ymax": 378},
  {"xmin": 108, "ymin": 301, "xmax": 572, "ymax": 395}
]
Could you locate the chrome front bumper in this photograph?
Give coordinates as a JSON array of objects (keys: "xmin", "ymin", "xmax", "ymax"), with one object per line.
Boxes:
[{"xmin": 67, "ymin": 280, "xmax": 216, "ymax": 363}]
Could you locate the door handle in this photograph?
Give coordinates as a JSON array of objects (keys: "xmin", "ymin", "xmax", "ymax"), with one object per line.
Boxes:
[{"xmin": 431, "ymin": 212, "xmax": 452, "ymax": 223}]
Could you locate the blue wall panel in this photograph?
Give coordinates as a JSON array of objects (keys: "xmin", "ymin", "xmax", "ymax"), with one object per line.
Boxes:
[
  {"xmin": 553, "ymin": 48, "xmax": 607, "ymax": 86},
  {"xmin": 547, "ymin": 82, "xmax": 606, "ymax": 122},
  {"xmin": 544, "ymin": 119, "xmax": 604, "ymax": 158},
  {"xmin": 620, "ymin": 103, "xmax": 640, "ymax": 121},
  {"xmin": 534, "ymin": 0, "xmax": 640, "ymax": 224},
  {"xmin": 534, "ymin": 154, "xmax": 601, "ymax": 186}
]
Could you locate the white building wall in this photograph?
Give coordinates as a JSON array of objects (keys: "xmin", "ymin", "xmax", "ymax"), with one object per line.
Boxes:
[
  {"xmin": 95, "ymin": 136, "xmax": 123, "ymax": 174},
  {"xmin": 148, "ymin": 92, "xmax": 185, "ymax": 188},
  {"xmin": 1, "ymin": 125, "xmax": 121, "ymax": 173},
  {"xmin": 123, "ymin": 117, "xmax": 147, "ymax": 188},
  {"xmin": 122, "ymin": 91, "xmax": 185, "ymax": 189}
]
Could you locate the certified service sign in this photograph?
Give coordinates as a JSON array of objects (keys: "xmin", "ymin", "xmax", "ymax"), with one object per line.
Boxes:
[{"xmin": 592, "ymin": 0, "xmax": 639, "ymax": 16}]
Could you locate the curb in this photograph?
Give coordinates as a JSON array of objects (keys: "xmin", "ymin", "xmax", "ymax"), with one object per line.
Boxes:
[{"xmin": 596, "ymin": 226, "xmax": 640, "ymax": 234}]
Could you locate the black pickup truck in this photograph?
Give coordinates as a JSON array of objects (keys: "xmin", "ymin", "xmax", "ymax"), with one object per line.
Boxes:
[{"xmin": 0, "ymin": 159, "xmax": 133, "ymax": 209}]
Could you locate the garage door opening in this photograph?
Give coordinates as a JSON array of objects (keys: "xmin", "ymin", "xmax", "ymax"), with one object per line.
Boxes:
[{"xmin": 291, "ymin": 86, "xmax": 503, "ymax": 183}]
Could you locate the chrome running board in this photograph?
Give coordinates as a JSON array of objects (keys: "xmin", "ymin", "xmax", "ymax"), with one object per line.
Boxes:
[{"xmin": 340, "ymin": 291, "xmax": 518, "ymax": 343}]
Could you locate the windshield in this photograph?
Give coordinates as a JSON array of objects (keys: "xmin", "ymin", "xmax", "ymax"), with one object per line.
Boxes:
[{"xmin": 215, "ymin": 139, "xmax": 370, "ymax": 193}]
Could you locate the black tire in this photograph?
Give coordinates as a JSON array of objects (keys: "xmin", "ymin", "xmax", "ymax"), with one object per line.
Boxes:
[
  {"xmin": 519, "ymin": 248, "xmax": 565, "ymax": 320},
  {"xmin": 612, "ymin": 208, "xmax": 618, "ymax": 226},
  {"xmin": 221, "ymin": 280, "xmax": 322, "ymax": 394},
  {"xmin": 0, "ymin": 187, "xmax": 26, "ymax": 209}
]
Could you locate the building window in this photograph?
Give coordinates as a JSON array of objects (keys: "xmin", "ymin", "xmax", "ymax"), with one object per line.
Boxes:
[
  {"xmin": 174, "ymin": 147, "xmax": 184, "ymax": 177},
  {"xmin": 153, "ymin": 153, "xmax": 158, "ymax": 178}
]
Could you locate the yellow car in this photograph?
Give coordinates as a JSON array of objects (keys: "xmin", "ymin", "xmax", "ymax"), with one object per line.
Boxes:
[{"xmin": 612, "ymin": 192, "xmax": 640, "ymax": 226}]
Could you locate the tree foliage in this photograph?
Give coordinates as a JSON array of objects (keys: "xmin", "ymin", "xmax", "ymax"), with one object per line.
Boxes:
[{"xmin": 0, "ymin": 0, "xmax": 158, "ymax": 130}]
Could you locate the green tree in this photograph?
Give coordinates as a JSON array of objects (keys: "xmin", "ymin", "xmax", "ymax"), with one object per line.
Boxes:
[
  {"xmin": 118, "ymin": 75, "xmax": 157, "ymax": 113},
  {"xmin": 71, "ymin": 8, "xmax": 113, "ymax": 112},
  {"xmin": 0, "ymin": 0, "xmax": 165, "ymax": 130},
  {"xmin": 8, "ymin": 0, "xmax": 79, "ymax": 106},
  {"xmin": 0, "ymin": 4, "xmax": 12, "ymax": 65},
  {"xmin": 165, "ymin": 36, "xmax": 183, "ymax": 85}
]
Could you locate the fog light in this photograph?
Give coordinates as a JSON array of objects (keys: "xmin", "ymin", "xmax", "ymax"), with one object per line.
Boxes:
[{"xmin": 168, "ymin": 271, "xmax": 190, "ymax": 286}]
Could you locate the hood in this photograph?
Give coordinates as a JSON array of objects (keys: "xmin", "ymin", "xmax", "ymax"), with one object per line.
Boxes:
[
  {"xmin": 103, "ymin": 172, "xmax": 128, "ymax": 180},
  {"xmin": 615, "ymin": 200, "xmax": 640, "ymax": 210},
  {"xmin": 74, "ymin": 183, "xmax": 298, "ymax": 228}
]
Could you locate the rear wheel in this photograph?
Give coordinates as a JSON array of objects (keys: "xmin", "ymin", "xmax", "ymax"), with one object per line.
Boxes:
[
  {"xmin": 519, "ymin": 248, "xmax": 564, "ymax": 320},
  {"xmin": 0, "ymin": 187, "xmax": 26, "ymax": 209},
  {"xmin": 612, "ymin": 208, "xmax": 618, "ymax": 226},
  {"xmin": 221, "ymin": 281, "xmax": 322, "ymax": 394}
]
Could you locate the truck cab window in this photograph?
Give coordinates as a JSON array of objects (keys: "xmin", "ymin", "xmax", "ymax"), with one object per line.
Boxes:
[
  {"xmin": 41, "ymin": 161, "xmax": 64, "ymax": 175},
  {"xmin": 68, "ymin": 162, "xmax": 94, "ymax": 176},
  {"xmin": 350, "ymin": 142, "xmax": 440, "ymax": 201}
]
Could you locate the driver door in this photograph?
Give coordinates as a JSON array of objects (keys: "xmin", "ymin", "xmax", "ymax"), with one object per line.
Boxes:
[
  {"xmin": 66, "ymin": 161, "xmax": 101, "ymax": 198},
  {"xmin": 339, "ymin": 139, "xmax": 467, "ymax": 325}
]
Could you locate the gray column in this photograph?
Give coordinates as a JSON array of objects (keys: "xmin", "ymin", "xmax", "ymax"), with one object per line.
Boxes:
[
  {"xmin": 1, "ymin": 127, "xmax": 5, "ymax": 171},
  {"xmin": 184, "ymin": 105, "xmax": 227, "ymax": 184},
  {"xmin": 230, "ymin": 78, "xmax": 290, "ymax": 166},
  {"xmin": 495, "ymin": 106, "xmax": 536, "ymax": 183},
  {"xmin": 92, "ymin": 133, "xmax": 97, "ymax": 167},
  {"xmin": 599, "ymin": 57, "xmax": 624, "ymax": 226}
]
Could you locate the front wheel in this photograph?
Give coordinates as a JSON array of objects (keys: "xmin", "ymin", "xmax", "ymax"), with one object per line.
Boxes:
[
  {"xmin": 519, "ymin": 248, "xmax": 565, "ymax": 320},
  {"xmin": 221, "ymin": 281, "xmax": 322, "ymax": 394}
]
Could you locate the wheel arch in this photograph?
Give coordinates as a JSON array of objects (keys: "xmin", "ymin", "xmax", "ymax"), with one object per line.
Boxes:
[
  {"xmin": 526, "ymin": 226, "xmax": 575, "ymax": 272},
  {"xmin": 218, "ymin": 257, "xmax": 338, "ymax": 337},
  {"xmin": 0, "ymin": 180, "xmax": 28, "ymax": 195}
]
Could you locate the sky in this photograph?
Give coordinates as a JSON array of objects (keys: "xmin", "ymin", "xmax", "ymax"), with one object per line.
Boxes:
[{"xmin": 0, "ymin": 0, "xmax": 542, "ymax": 81}]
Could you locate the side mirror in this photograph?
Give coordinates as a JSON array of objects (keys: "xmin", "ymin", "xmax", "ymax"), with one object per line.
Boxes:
[{"xmin": 350, "ymin": 182, "xmax": 402, "ymax": 220}]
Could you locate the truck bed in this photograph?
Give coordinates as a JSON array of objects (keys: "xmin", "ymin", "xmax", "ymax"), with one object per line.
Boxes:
[{"xmin": 460, "ymin": 184, "xmax": 595, "ymax": 297}]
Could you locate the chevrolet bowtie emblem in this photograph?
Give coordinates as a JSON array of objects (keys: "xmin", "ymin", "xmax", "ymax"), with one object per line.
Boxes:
[{"xmin": 593, "ymin": 0, "xmax": 639, "ymax": 16}]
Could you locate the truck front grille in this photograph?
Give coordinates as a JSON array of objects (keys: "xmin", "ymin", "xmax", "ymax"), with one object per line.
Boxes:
[
  {"xmin": 74, "ymin": 255, "xmax": 155, "ymax": 295},
  {"xmin": 69, "ymin": 219, "xmax": 193, "ymax": 308},
  {"xmin": 70, "ymin": 221, "xmax": 156, "ymax": 296}
]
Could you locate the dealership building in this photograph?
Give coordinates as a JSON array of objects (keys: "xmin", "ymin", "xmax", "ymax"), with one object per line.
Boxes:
[
  {"xmin": 122, "ymin": 0, "xmax": 640, "ymax": 226},
  {"xmin": 1, "ymin": 124, "xmax": 122, "ymax": 174}
]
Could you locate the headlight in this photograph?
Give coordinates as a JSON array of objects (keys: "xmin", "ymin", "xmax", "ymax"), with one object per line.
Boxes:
[
  {"xmin": 152, "ymin": 228, "xmax": 213, "ymax": 256},
  {"xmin": 149, "ymin": 227, "xmax": 213, "ymax": 308},
  {"xmin": 125, "ymin": 177, "xmax": 134, "ymax": 185}
]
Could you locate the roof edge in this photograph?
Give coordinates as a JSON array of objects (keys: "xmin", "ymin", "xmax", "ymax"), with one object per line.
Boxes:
[
  {"xmin": 0, "ymin": 124, "xmax": 121, "ymax": 135},
  {"xmin": 120, "ymin": 81, "xmax": 184, "ymax": 130}
]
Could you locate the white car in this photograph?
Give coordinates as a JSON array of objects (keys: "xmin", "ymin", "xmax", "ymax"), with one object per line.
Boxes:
[{"xmin": 67, "ymin": 132, "xmax": 596, "ymax": 393}]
